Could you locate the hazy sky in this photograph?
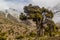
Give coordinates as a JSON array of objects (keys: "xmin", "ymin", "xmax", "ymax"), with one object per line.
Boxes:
[
  {"xmin": 0, "ymin": 0, "xmax": 60, "ymax": 23},
  {"xmin": 0, "ymin": 0, "xmax": 60, "ymax": 11}
]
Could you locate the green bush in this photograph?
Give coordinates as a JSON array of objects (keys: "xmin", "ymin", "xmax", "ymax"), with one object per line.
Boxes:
[
  {"xmin": 16, "ymin": 35, "xmax": 24, "ymax": 40},
  {"xmin": 29, "ymin": 32, "xmax": 36, "ymax": 37},
  {"xmin": 0, "ymin": 32, "xmax": 7, "ymax": 40},
  {"xmin": 0, "ymin": 36, "xmax": 6, "ymax": 40}
]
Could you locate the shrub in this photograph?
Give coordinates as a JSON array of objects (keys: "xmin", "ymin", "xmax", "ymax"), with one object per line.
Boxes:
[
  {"xmin": 0, "ymin": 32, "xmax": 7, "ymax": 40},
  {"xmin": 15, "ymin": 34, "xmax": 24, "ymax": 40},
  {"xmin": 0, "ymin": 36, "xmax": 6, "ymax": 40},
  {"xmin": 29, "ymin": 32, "xmax": 36, "ymax": 37}
]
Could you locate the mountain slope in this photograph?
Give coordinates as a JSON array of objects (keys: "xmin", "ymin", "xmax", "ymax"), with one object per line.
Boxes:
[
  {"xmin": 0, "ymin": 11, "xmax": 60, "ymax": 40},
  {"xmin": 0, "ymin": 13, "xmax": 36, "ymax": 40}
]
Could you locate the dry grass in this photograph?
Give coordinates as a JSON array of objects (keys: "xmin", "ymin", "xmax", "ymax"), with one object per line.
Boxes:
[{"xmin": 0, "ymin": 15, "xmax": 60, "ymax": 40}]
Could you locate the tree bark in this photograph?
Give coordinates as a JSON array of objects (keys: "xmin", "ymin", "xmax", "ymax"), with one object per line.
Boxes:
[{"xmin": 36, "ymin": 19, "xmax": 44, "ymax": 37}]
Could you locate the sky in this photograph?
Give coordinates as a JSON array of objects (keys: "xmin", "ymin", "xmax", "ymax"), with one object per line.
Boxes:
[
  {"xmin": 0, "ymin": 0, "xmax": 60, "ymax": 11},
  {"xmin": 0, "ymin": 0, "xmax": 60, "ymax": 23}
]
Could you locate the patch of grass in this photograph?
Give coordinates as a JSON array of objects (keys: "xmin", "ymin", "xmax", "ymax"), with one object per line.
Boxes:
[
  {"xmin": 15, "ymin": 34, "xmax": 24, "ymax": 40},
  {"xmin": 29, "ymin": 32, "xmax": 36, "ymax": 37},
  {"xmin": 0, "ymin": 36, "xmax": 6, "ymax": 40},
  {"xmin": 0, "ymin": 32, "xmax": 7, "ymax": 40}
]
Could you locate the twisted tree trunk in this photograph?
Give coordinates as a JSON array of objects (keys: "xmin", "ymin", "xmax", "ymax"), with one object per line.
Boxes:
[{"xmin": 36, "ymin": 19, "xmax": 44, "ymax": 37}]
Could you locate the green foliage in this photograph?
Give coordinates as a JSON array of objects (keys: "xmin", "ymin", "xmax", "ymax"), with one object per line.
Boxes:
[
  {"xmin": 16, "ymin": 34, "xmax": 24, "ymax": 40},
  {"xmin": 29, "ymin": 13, "xmax": 35, "ymax": 19},
  {"xmin": 23, "ymin": 4, "xmax": 54, "ymax": 22},
  {"xmin": 0, "ymin": 32, "xmax": 7, "ymax": 40},
  {"xmin": 0, "ymin": 32, "xmax": 6, "ymax": 36},
  {"xmin": 29, "ymin": 32, "xmax": 36, "ymax": 37},
  {"xmin": 36, "ymin": 13, "xmax": 43, "ymax": 20},
  {"xmin": 20, "ymin": 13, "xmax": 27, "ymax": 20},
  {"xmin": 0, "ymin": 36, "xmax": 6, "ymax": 40},
  {"xmin": 44, "ymin": 20, "xmax": 58, "ymax": 37},
  {"xmin": 45, "ymin": 11, "xmax": 54, "ymax": 19}
]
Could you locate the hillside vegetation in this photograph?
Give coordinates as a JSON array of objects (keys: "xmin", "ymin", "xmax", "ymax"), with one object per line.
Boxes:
[
  {"xmin": 0, "ymin": 4, "xmax": 60, "ymax": 40},
  {"xmin": 0, "ymin": 13, "xmax": 37, "ymax": 40}
]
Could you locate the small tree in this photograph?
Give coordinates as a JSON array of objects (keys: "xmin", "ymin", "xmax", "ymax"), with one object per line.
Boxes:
[
  {"xmin": 20, "ymin": 13, "xmax": 27, "ymax": 21},
  {"xmin": 20, "ymin": 4, "xmax": 57, "ymax": 37}
]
